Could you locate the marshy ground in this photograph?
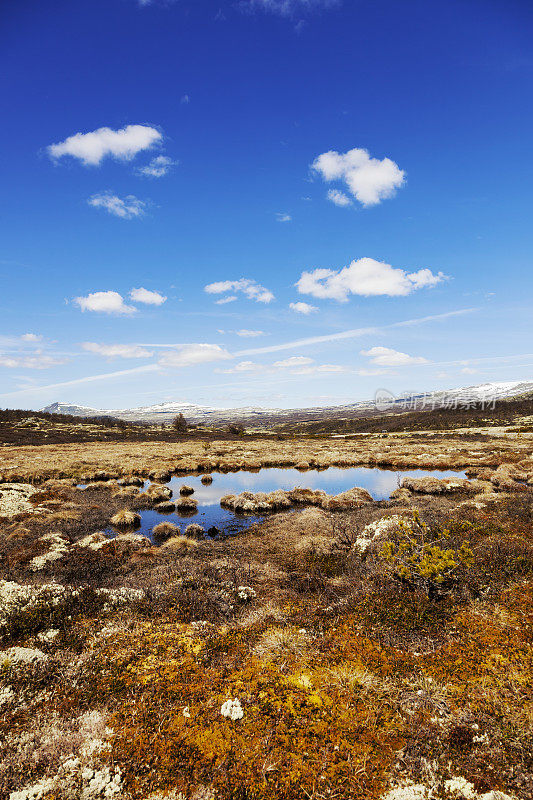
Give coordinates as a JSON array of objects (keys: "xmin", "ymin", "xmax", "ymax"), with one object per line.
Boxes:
[{"xmin": 1, "ymin": 432, "xmax": 532, "ymax": 800}]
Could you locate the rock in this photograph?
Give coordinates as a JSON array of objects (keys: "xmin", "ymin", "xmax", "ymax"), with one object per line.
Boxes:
[
  {"xmin": 179, "ymin": 485, "xmax": 195, "ymax": 495},
  {"xmin": 200, "ymin": 474, "xmax": 213, "ymax": 484}
]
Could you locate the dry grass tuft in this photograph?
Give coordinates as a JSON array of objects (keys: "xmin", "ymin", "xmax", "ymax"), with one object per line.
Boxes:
[
  {"xmin": 110, "ymin": 509, "xmax": 141, "ymax": 528},
  {"xmin": 153, "ymin": 521, "xmax": 180, "ymax": 540}
]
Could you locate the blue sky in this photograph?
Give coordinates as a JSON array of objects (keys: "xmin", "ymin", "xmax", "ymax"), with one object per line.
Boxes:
[{"xmin": 1, "ymin": 0, "xmax": 532, "ymax": 411}]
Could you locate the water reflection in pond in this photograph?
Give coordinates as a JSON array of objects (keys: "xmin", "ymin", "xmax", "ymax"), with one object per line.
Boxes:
[{"xmin": 108, "ymin": 466, "xmax": 467, "ymax": 543}]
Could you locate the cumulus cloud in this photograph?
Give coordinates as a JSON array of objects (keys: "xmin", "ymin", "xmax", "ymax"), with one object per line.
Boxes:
[
  {"xmin": 215, "ymin": 295, "xmax": 238, "ymax": 305},
  {"xmin": 272, "ymin": 356, "xmax": 313, "ymax": 368},
  {"xmin": 327, "ymin": 189, "xmax": 352, "ymax": 207},
  {"xmin": 130, "ymin": 287, "xmax": 167, "ymax": 305},
  {"xmin": 88, "ymin": 193, "xmax": 146, "ymax": 219},
  {"xmin": 82, "ymin": 343, "xmax": 153, "ymax": 359},
  {"xmin": 312, "ymin": 147, "xmax": 405, "ymax": 207},
  {"xmin": 136, "ymin": 155, "xmax": 177, "ymax": 178},
  {"xmin": 158, "ymin": 344, "xmax": 232, "ymax": 368},
  {"xmin": 360, "ymin": 346, "xmax": 429, "ymax": 367},
  {"xmin": 204, "ymin": 278, "xmax": 274, "ymax": 304},
  {"xmin": 74, "ymin": 291, "xmax": 136, "ymax": 315},
  {"xmin": 289, "ymin": 301, "xmax": 318, "ymax": 314},
  {"xmin": 276, "ymin": 212, "xmax": 292, "ymax": 222},
  {"xmin": 48, "ymin": 124, "xmax": 162, "ymax": 166},
  {"xmin": 243, "ymin": 0, "xmax": 339, "ymax": 16},
  {"xmin": 296, "ymin": 258, "xmax": 447, "ymax": 301}
]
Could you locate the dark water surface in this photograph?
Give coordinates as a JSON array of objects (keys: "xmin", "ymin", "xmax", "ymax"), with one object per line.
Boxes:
[{"xmin": 107, "ymin": 466, "xmax": 467, "ymax": 543}]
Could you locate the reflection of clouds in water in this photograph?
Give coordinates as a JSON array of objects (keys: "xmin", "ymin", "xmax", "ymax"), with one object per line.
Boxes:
[
  {"xmin": 135, "ymin": 465, "xmax": 467, "ymax": 541},
  {"xmin": 165, "ymin": 466, "xmax": 466, "ymax": 505}
]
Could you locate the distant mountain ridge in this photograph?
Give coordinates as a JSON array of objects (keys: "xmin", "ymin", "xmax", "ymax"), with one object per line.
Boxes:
[{"xmin": 41, "ymin": 380, "xmax": 533, "ymax": 426}]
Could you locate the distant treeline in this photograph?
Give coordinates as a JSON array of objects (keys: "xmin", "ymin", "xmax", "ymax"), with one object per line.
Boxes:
[
  {"xmin": 277, "ymin": 395, "xmax": 533, "ymax": 435},
  {"xmin": 0, "ymin": 409, "xmax": 147, "ymax": 428}
]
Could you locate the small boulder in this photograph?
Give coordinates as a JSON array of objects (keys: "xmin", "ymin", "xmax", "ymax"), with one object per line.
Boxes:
[{"xmin": 179, "ymin": 485, "xmax": 195, "ymax": 495}]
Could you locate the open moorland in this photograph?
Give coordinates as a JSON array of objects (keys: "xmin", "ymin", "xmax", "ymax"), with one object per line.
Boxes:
[{"xmin": 1, "ymin": 425, "xmax": 532, "ymax": 800}]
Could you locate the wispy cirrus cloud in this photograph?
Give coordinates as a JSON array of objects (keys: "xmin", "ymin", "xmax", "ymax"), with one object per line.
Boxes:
[
  {"xmin": 158, "ymin": 343, "xmax": 232, "ymax": 368},
  {"xmin": 242, "ymin": 0, "xmax": 340, "ymax": 17},
  {"xmin": 296, "ymin": 257, "xmax": 447, "ymax": 301},
  {"xmin": 48, "ymin": 124, "xmax": 162, "ymax": 166},
  {"xmin": 312, "ymin": 147, "xmax": 405, "ymax": 207},
  {"xmin": 136, "ymin": 155, "xmax": 177, "ymax": 178},
  {"xmin": 82, "ymin": 343, "xmax": 154, "ymax": 359},
  {"xmin": 88, "ymin": 193, "xmax": 147, "ymax": 219},
  {"xmin": 0, "ymin": 353, "xmax": 68, "ymax": 369}
]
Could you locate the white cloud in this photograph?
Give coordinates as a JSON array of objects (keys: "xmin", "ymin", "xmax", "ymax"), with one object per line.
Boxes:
[
  {"xmin": 215, "ymin": 295, "xmax": 238, "ymax": 305},
  {"xmin": 130, "ymin": 287, "xmax": 167, "ymax": 305},
  {"xmin": 48, "ymin": 124, "xmax": 162, "ymax": 166},
  {"xmin": 295, "ymin": 363, "xmax": 349, "ymax": 374},
  {"xmin": 311, "ymin": 147, "xmax": 405, "ymax": 207},
  {"xmin": 82, "ymin": 343, "xmax": 153, "ymax": 359},
  {"xmin": 218, "ymin": 360, "xmax": 263, "ymax": 374},
  {"xmin": 289, "ymin": 301, "xmax": 318, "ymax": 314},
  {"xmin": 296, "ymin": 257, "xmax": 447, "ymax": 301},
  {"xmin": 0, "ymin": 353, "xmax": 67, "ymax": 369},
  {"xmin": 74, "ymin": 291, "xmax": 136, "ymax": 315},
  {"xmin": 88, "ymin": 193, "xmax": 146, "ymax": 219},
  {"xmin": 236, "ymin": 329, "xmax": 265, "ymax": 337},
  {"xmin": 158, "ymin": 344, "xmax": 232, "ymax": 368},
  {"xmin": 21, "ymin": 333, "xmax": 42, "ymax": 342},
  {"xmin": 272, "ymin": 356, "xmax": 314, "ymax": 367},
  {"xmin": 356, "ymin": 368, "xmax": 392, "ymax": 376},
  {"xmin": 137, "ymin": 155, "xmax": 177, "ymax": 178},
  {"xmin": 461, "ymin": 366, "xmax": 477, "ymax": 374},
  {"xmin": 204, "ymin": 278, "xmax": 275, "ymax": 304},
  {"xmin": 181, "ymin": 94, "xmax": 190, "ymax": 104},
  {"xmin": 244, "ymin": 0, "xmax": 339, "ymax": 16},
  {"xmin": 327, "ymin": 188, "xmax": 352, "ymax": 207},
  {"xmin": 276, "ymin": 213, "xmax": 292, "ymax": 222},
  {"xmin": 360, "ymin": 346, "xmax": 429, "ymax": 367}
]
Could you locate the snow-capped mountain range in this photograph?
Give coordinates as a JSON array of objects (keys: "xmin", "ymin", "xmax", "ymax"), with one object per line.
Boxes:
[{"xmin": 41, "ymin": 380, "xmax": 533, "ymax": 425}]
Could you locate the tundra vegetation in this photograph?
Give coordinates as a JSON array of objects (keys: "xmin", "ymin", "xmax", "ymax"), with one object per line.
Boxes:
[{"xmin": 0, "ymin": 416, "xmax": 532, "ymax": 800}]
